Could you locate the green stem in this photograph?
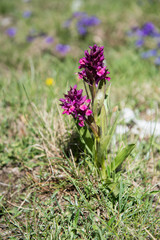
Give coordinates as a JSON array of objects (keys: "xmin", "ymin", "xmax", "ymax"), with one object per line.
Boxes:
[
  {"xmin": 94, "ymin": 137, "xmax": 107, "ymax": 180},
  {"xmin": 85, "ymin": 117, "xmax": 99, "ymax": 139}
]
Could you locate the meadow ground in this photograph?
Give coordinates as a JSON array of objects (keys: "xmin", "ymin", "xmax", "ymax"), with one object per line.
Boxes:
[{"xmin": 0, "ymin": 0, "xmax": 160, "ymax": 239}]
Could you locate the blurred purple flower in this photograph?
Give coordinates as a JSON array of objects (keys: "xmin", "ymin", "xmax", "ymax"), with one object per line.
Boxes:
[
  {"xmin": 128, "ymin": 27, "xmax": 144, "ymax": 37},
  {"xmin": 63, "ymin": 19, "xmax": 72, "ymax": 28},
  {"xmin": 81, "ymin": 16, "xmax": 100, "ymax": 27},
  {"xmin": 135, "ymin": 29, "xmax": 145, "ymax": 37},
  {"xmin": 6, "ymin": 27, "xmax": 17, "ymax": 37},
  {"xmin": 26, "ymin": 35, "xmax": 35, "ymax": 42},
  {"xmin": 78, "ymin": 44, "xmax": 110, "ymax": 86},
  {"xmin": 23, "ymin": 10, "xmax": 32, "ymax": 18},
  {"xmin": 135, "ymin": 38, "xmax": 144, "ymax": 47},
  {"xmin": 45, "ymin": 36, "xmax": 54, "ymax": 44},
  {"xmin": 77, "ymin": 21, "xmax": 87, "ymax": 35},
  {"xmin": 76, "ymin": 15, "xmax": 100, "ymax": 36},
  {"xmin": 59, "ymin": 85, "xmax": 92, "ymax": 127},
  {"xmin": 129, "ymin": 22, "xmax": 157, "ymax": 38},
  {"xmin": 64, "ymin": 12, "xmax": 100, "ymax": 36},
  {"xmin": 141, "ymin": 49, "xmax": 157, "ymax": 58},
  {"xmin": 56, "ymin": 44, "xmax": 70, "ymax": 55},
  {"xmin": 142, "ymin": 22, "xmax": 155, "ymax": 36},
  {"xmin": 73, "ymin": 12, "xmax": 87, "ymax": 18},
  {"xmin": 154, "ymin": 56, "xmax": 160, "ymax": 65},
  {"xmin": 152, "ymin": 32, "xmax": 160, "ymax": 37}
]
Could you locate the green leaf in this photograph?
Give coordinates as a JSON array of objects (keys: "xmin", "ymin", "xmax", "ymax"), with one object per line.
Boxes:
[
  {"xmin": 108, "ymin": 216, "xmax": 115, "ymax": 227},
  {"xmin": 73, "ymin": 209, "xmax": 80, "ymax": 228},
  {"xmin": 104, "ymin": 84, "xmax": 111, "ymax": 113},
  {"xmin": 75, "ymin": 123, "xmax": 94, "ymax": 156},
  {"xmin": 100, "ymin": 112, "xmax": 119, "ymax": 154},
  {"xmin": 99, "ymin": 105, "xmax": 107, "ymax": 138},
  {"xmin": 106, "ymin": 165, "xmax": 111, "ymax": 178},
  {"xmin": 110, "ymin": 144, "xmax": 135, "ymax": 172},
  {"xmin": 93, "ymin": 82, "xmax": 109, "ymax": 118},
  {"xmin": 153, "ymin": 142, "xmax": 160, "ymax": 151},
  {"xmin": 107, "ymin": 182, "xmax": 120, "ymax": 197}
]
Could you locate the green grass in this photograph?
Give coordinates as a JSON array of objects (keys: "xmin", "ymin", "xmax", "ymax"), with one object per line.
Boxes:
[{"xmin": 0, "ymin": 0, "xmax": 160, "ymax": 239}]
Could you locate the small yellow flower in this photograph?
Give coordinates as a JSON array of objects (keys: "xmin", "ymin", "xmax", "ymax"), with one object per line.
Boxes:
[{"xmin": 45, "ymin": 78, "xmax": 55, "ymax": 86}]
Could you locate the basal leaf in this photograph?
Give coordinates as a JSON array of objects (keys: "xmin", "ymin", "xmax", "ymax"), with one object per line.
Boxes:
[
  {"xmin": 76, "ymin": 123, "xmax": 94, "ymax": 156},
  {"xmin": 110, "ymin": 144, "xmax": 135, "ymax": 172}
]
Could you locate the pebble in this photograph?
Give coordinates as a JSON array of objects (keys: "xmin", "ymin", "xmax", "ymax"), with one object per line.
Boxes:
[
  {"xmin": 71, "ymin": 0, "xmax": 83, "ymax": 11},
  {"xmin": 1, "ymin": 17, "xmax": 12, "ymax": 27},
  {"xmin": 116, "ymin": 108, "xmax": 160, "ymax": 138}
]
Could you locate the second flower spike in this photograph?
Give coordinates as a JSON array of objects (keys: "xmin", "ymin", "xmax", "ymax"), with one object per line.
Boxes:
[{"xmin": 59, "ymin": 85, "xmax": 92, "ymax": 127}]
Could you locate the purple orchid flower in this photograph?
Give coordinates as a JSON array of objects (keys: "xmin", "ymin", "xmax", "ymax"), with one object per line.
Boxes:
[
  {"xmin": 78, "ymin": 44, "xmax": 110, "ymax": 86},
  {"xmin": 59, "ymin": 85, "xmax": 92, "ymax": 127}
]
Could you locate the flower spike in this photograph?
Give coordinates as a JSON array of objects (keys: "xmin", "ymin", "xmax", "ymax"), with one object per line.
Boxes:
[
  {"xmin": 59, "ymin": 85, "xmax": 92, "ymax": 127},
  {"xmin": 78, "ymin": 44, "xmax": 110, "ymax": 87}
]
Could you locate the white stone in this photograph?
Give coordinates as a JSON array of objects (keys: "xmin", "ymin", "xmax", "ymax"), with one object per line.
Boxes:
[
  {"xmin": 121, "ymin": 108, "xmax": 136, "ymax": 123},
  {"xmin": 1, "ymin": 17, "xmax": 12, "ymax": 27},
  {"xmin": 134, "ymin": 119, "xmax": 160, "ymax": 137},
  {"xmin": 146, "ymin": 108, "xmax": 155, "ymax": 116},
  {"xmin": 71, "ymin": 0, "xmax": 83, "ymax": 11},
  {"xmin": 116, "ymin": 125, "xmax": 129, "ymax": 135}
]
